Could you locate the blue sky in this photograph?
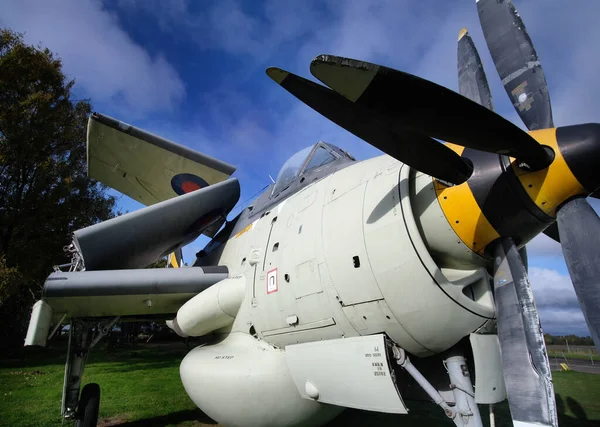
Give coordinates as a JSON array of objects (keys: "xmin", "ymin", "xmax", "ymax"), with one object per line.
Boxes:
[{"xmin": 2, "ymin": 0, "xmax": 599, "ymax": 336}]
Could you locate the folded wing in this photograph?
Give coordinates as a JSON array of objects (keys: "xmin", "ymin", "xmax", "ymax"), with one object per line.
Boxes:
[
  {"xmin": 74, "ymin": 178, "xmax": 240, "ymax": 271},
  {"xmin": 87, "ymin": 112, "xmax": 236, "ymax": 206}
]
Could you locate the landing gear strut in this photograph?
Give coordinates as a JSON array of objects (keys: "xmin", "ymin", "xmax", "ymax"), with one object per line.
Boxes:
[
  {"xmin": 393, "ymin": 346, "xmax": 483, "ymax": 427},
  {"xmin": 62, "ymin": 317, "xmax": 119, "ymax": 425}
]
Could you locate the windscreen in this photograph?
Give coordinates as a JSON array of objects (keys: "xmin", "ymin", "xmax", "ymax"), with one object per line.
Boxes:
[{"xmin": 272, "ymin": 145, "xmax": 313, "ymax": 194}]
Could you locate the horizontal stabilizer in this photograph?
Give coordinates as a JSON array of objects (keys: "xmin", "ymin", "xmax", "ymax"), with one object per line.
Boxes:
[
  {"xmin": 74, "ymin": 178, "xmax": 240, "ymax": 270},
  {"xmin": 87, "ymin": 112, "xmax": 236, "ymax": 205},
  {"xmin": 42, "ymin": 266, "xmax": 228, "ymax": 319}
]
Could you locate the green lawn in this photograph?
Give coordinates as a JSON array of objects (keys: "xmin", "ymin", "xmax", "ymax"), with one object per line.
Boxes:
[
  {"xmin": 549, "ymin": 352, "xmax": 600, "ymax": 362},
  {"xmin": 1, "ymin": 343, "xmax": 599, "ymax": 427}
]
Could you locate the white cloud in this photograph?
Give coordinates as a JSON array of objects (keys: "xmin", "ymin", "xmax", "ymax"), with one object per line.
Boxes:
[
  {"xmin": 526, "ymin": 233, "xmax": 563, "ymax": 258},
  {"xmin": 530, "ymin": 267, "xmax": 578, "ymax": 309},
  {"xmin": 0, "ymin": 0, "xmax": 185, "ymax": 118}
]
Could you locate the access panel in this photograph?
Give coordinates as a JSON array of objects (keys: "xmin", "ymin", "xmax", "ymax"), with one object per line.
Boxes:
[{"xmin": 285, "ymin": 334, "xmax": 408, "ymax": 413}]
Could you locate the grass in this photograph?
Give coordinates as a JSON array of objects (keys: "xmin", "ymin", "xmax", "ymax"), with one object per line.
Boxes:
[
  {"xmin": 0, "ymin": 342, "xmax": 209, "ymax": 427},
  {"xmin": 1, "ymin": 342, "xmax": 599, "ymax": 427},
  {"xmin": 548, "ymin": 345, "xmax": 599, "ymax": 361},
  {"xmin": 549, "ymin": 352, "xmax": 600, "ymax": 362}
]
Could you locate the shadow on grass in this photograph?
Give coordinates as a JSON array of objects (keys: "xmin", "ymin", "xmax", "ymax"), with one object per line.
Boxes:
[
  {"xmin": 328, "ymin": 395, "xmax": 596, "ymax": 427},
  {"xmin": 0, "ymin": 343, "xmax": 190, "ymax": 370},
  {"xmin": 102, "ymin": 409, "xmax": 217, "ymax": 426},
  {"xmin": 0, "ymin": 346, "xmax": 66, "ymax": 369},
  {"xmin": 555, "ymin": 394, "xmax": 598, "ymax": 427}
]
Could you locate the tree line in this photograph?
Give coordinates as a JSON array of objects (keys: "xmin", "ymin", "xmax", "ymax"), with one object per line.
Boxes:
[
  {"xmin": 544, "ymin": 334, "xmax": 595, "ymax": 346},
  {"xmin": 0, "ymin": 29, "xmax": 115, "ymax": 348}
]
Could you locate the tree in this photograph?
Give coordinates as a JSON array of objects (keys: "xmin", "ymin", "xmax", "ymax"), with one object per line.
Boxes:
[{"xmin": 0, "ymin": 29, "xmax": 115, "ymax": 347}]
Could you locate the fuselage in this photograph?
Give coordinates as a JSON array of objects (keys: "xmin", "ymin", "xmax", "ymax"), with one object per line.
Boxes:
[
  {"xmin": 180, "ymin": 124, "xmax": 600, "ymax": 426},
  {"xmin": 209, "ymin": 153, "xmax": 495, "ymax": 355},
  {"xmin": 182, "ymin": 152, "xmax": 497, "ymax": 427}
]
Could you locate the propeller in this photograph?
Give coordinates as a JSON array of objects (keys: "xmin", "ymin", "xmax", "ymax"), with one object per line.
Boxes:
[
  {"xmin": 474, "ymin": 0, "xmax": 600, "ymax": 352},
  {"xmin": 455, "ymin": 25, "xmax": 560, "ymax": 426},
  {"xmin": 477, "ymin": 0, "xmax": 554, "ymax": 131},
  {"xmin": 557, "ymin": 198, "xmax": 600, "ymax": 349},
  {"xmin": 309, "ymin": 54, "xmax": 553, "ymax": 171},
  {"xmin": 457, "ymin": 28, "xmax": 494, "ymax": 112},
  {"xmin": 265, "ymin": 68, "xmax": 472, "ymax": 185},
  {"xmin": 456, "ymin": 23, "xmax": 561, "ymax": 246},
  {"xmin": 542, "ymin": 222, "xmax": 560, "ymax": 243},
  {"xmin": 493, "ymin": 237, "xmax": 557, "ymax": 427}
]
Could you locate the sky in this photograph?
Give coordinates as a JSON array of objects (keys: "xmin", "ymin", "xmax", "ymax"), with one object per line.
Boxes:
[{"xmin": 1, "ymin": 0, "xmax": 599, "ymax": 336}]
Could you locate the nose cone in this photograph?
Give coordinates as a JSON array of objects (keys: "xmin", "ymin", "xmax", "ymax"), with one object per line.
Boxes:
[{"xmin": 557, "ymin": 123, "xmax": 600, "ymax": 195}]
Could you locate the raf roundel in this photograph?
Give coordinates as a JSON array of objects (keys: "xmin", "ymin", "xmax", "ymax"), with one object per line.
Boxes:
[{"xmin": 171, "ymin": 173, "xmax": 209, "ymax": 195}]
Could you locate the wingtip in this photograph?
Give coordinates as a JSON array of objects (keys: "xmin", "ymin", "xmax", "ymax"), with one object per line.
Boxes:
[
  {"xmin": 266, "ymin": 67, "xmax": 288, "ymax": 84},
  {"xmin": 458, "ymin": 28, "xmax": 469, "ymax": 41}
]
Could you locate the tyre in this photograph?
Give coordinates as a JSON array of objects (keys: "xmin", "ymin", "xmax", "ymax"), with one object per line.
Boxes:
[{"xmin": 77, "ymin": 383, "xmax": 101, "ymax": 427}]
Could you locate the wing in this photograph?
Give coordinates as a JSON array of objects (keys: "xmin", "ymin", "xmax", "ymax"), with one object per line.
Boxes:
[
  {"xmin": 41, "ymin": 267, "xmax": 229, "ymax": 319},
  {"xmin": 87, "ymin": 112, "xmax": 236, "ymax": 206},
  {"xmin": 74, "ymin": 178, "xmax": 240, "ymax": 271}
]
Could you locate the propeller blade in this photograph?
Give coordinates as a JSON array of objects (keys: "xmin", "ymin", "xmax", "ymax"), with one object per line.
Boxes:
[
  {"xmin": 518, "ymin": 245, "xmax": 528, "ymax": 271},
  {"xmin": 477, "ymin": 0, "xmax": 554, "ymax": 130},
  {"xmin": 266, "ymin": 67, "xmax": 472, "ymax": 185},
  {"xmin": 493, "ymin": 237, "xmax": 557, "ymax": 427},
  {"xmin": 556, "ymin": 197, "xmax": 600, "ymax": 352},
  {"xmin": 457, "ymin": 28, "xmax": 495, "ymax": 111},
  {"xmin": 543, "ymin": 222, "xmax": 560, "ymax": 243},
  {"xmin": 310, "ymin": 55, "xmax": 553, "ymax": 170}
]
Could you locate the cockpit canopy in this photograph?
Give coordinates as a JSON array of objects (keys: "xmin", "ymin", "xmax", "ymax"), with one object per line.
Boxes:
[{"xmin": 272, "ymin": 142, "xmax": 354, "ymax": 196}]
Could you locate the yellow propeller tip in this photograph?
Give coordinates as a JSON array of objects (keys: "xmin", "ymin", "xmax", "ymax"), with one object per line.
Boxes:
[{"xmin": 458, "ymin": 28, "xmax": 469, "ymax": 41}]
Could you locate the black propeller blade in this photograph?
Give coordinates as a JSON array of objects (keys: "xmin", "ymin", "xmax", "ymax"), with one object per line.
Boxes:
[
  {"xmin": 557, "ymin": 197, "xmax": 600, "ymax": 352},
  {"xmin": 543, "ymin": 222, "xmax": 560, "ymax": 243},
  {"xmin": 457, "ymin": 28, "xmax": 495, "ymax": 112},
  {"xmin": 310, "ymin": 55, "xmax": 553, "ymax": 171},
  {"xmin": 266, "ymin": 67, "xmax": 472, "ymax": 185},
  {"xmin": 478, "ymin": 0, "xmax": 554, "ymax": 131},
  {"xmin": 493, "ymin": 237, "xmax": 557, "ymax": 427}
]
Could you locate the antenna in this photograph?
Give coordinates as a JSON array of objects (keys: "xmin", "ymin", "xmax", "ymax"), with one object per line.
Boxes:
[{"xmin": 268, "ymin": 174, "xmax": 275, "ymax": 183}]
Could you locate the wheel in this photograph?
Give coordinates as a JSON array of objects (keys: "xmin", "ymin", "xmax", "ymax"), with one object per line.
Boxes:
[{"xmin": 77, "ymin": 383, "xmax": 101, "ymax": 427}]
